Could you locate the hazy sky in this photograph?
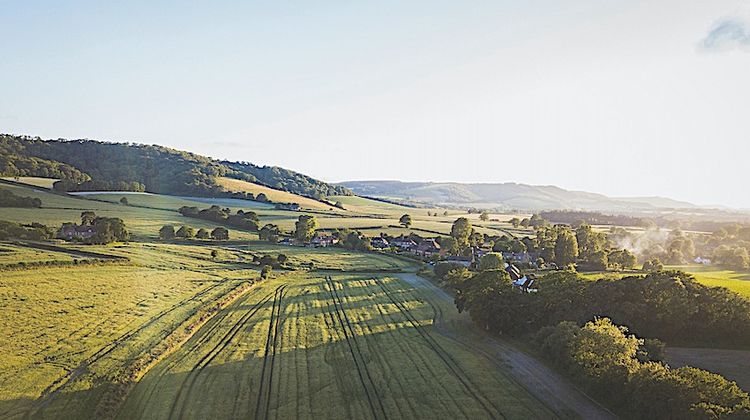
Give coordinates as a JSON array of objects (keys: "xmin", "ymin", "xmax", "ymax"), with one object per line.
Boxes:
[{"xmin": 2, "ymin": 1, "xmax": 749, "ymax": 207}]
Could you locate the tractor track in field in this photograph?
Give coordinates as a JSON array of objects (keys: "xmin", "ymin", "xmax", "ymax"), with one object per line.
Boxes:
[
  {"xmin": 373, "ymin": 277, "xmax": 501, "ymax": 420},
  {"xmin": 253, "ymin": 285, "xmax": 287, "ymax": 420},
  {"xmin": 21, "ymin": 280, "xmax": 232, "ymax": 419},
  {"xmin": 168, "ymin": 285, "xmax": 284, "ymax": 420},
  {"xmin": 396, "ymin": 273, "xmax": 616, "ymax": 420},
  {"xmin": 325, "ymin": 276, "xmax": 388, "ymax": 420},
  {"xmin": 131, "ymin": 287, "xmax": 277, "ymax": 419}
]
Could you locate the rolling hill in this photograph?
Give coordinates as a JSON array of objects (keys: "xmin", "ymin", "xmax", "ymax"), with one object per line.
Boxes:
[
  {"xmin": 0, "ymin": 134, "xmax": 350, "ymax": 199},
  {"xmin": 339, "ymin": 180, "xmax": 701, "ymax": 212}
]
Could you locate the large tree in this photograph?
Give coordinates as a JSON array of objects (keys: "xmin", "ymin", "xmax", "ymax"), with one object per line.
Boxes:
[
  {"xmin": 554, "ymin": 228, "xmax": 579, "ymax": 267},
  {"xmin": 451, "ymin": 217, "xmax": 473, "ymax": 251},
  {"xmin": 399, "ymin": 214, "xmax": 412, "ymax": 228},
  {"xmin": 294, "ymin": 215, "xmax": 318, "ymax": 242}
]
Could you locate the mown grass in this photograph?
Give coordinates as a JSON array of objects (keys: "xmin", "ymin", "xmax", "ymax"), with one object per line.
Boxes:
[
  {"xmin": 1, "ymin": 176, "xmax": 58, "ymax": 189},
  {"xmin": 119, "ymin": 272, "xmax": 554, "ymax": 419}
]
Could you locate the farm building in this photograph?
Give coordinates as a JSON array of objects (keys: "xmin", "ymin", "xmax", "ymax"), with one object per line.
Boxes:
[
  {"xmin": 310, "ymin": 234, "xmax": 337, "ymax": 248},
  {"xmin": 415, "ymin": 239, "xmax": 441, "ymax": 257},
  {"xmin": 58, "ymin": 223, "xmax": 96, "ymax": 241},
  {"xmin": 370, "ymin": 237, "xmax": 390, "ymax": 249},
  {"xmin": 275, "ymin": 203, "xmax": 301, "ymax": 211},
  {"xmin": 392, "ymin": 237, "xmax": 417, "ymax": 251}
]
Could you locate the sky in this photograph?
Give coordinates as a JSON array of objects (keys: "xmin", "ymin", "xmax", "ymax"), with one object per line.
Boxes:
[{"xmin": 1, "ymin": 1, "xmax": 749, "ymax": 208}]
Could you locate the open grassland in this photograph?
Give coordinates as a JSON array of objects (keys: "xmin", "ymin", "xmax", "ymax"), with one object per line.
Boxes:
[
  {"xmin": 0, "ymin": 242, "xmax": 78, "ymax": 266},
  {"xmin": 0, "ymin": 242, "xmax": 261, "ymax": 419},
  {"xmin": 0, "ymin": 184, "xmax": 257, "ymax": 241},
  {"xmin": 78, "ymin": 192, "xmax": 274, "ymax": 212},
  {"xmin": 226, "ymin": 242, "xmax": 417, "ymax": 271},
  {"xmin": 218, "ymin": 177, "xmax": 337, "ymax": 211},
  {"xmin": 666, "ymin": 265, "xmax": 750, "ymax": 299},
  {"xmin": 578, "ymin": 266, "xmax": 750, "ymax": 300},
  {"xmin": 1, "ymin": 177, "xmax": 58, "ymax": 189},
  {"xmin": 119, "ymin": 272, "xmax": 554, "ymax": 420}
]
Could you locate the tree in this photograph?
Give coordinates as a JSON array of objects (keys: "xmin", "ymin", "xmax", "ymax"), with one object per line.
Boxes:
[
  {"xmin": 119, "ymin": 196, "xmax": 129, "ymax": 205},
  {"xmin": 609, "ymin": 249, "xmax": 637, "ymax": 270},
  {"xmin": 256, "ymin": 193, "xmax": 269, "ymax": 203},
  {"xmin": 554, "ymin": 228, "xmax": 579, "ymax": 267},
  {"xmin": 260, "ymin": 264, "xmax": 272, "ymax": 279},
  {"xmin": 211, "ymin": 226, "xmax": 229, "ymax": 240},
  {"xmin": 176, "ymin": 225, "xmax": 194, "ymax": 238},
  {"xmin": 159, "ymin": 225, "xmax": 175, "ymax": 240},
  {"xmin": 89, "ymin": 217, "xmax": 129, "ymax": 244},
  {"xmin": 642, "ymin": 258, "xmax": 664, "ymax": 272},
  {"xmin": 509, "ymin": 217, "xmax": 521, "ymax": 228},
  {"xmin": 81, "ymin": 211, "xmax": 96, "ymax": 225},
  {"xmin": 195, "ymin": 228, "xmax": 209, "ymax": 239},
  {"xmin": 399, "ymin": 214, "xmax": 412, "ymax": 228},
  {"xmin": 210, "ymin": 249, "xmax": 219, "ymax": 259},
  {"xmin": 451, "ymin": 217, "xmax": 473, "ymax": 251},
  {"xmin": 479, "ymin": 253, "xmax": 504, "ymax": 271},
  {"xmin": 294, "ymin": 215, "xmax": 317, "ymax": 242},
  {"xmin": 479, "ymin": 211, "xmax": 489, "ymax": 222},
  {"xmin": 277, "ymin": 254, "xmax": 288, "ymax": 264},
  {"xmin": 259, "ymin": 224, "xmax": 281, "ymax": 242}
]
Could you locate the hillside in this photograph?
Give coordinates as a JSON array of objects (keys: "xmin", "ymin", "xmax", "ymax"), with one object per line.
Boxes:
[
  {"xmin": 0, "ymin": 134, "xmax": 350, "ymax": 199},
  {"xmin": 340, "ymin": 180, "xmax": 700, "ymax": 212},
  {"xmin": 217, "ymin": 177, "xmax": 336, "ymax": 211}
]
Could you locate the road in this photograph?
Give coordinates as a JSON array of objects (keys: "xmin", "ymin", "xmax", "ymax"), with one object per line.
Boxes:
[{"xmin": 397, "ymin": 273, "xmax": 617, "ymax": 420}]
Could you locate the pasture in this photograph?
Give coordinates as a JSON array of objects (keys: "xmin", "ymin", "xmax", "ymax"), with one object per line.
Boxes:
[
  {"xmin": 218, "ymin": 177, "xmax": 338, "ymax": 212},
  {"xmin": 666, "ymin": 265, "xmax": 750, "ymax": 299}
]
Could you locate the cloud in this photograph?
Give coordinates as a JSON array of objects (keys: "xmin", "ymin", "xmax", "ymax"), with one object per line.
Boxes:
[{"xmin": 700, "ymin": 18, "xmax": 750, "ymax": 51}]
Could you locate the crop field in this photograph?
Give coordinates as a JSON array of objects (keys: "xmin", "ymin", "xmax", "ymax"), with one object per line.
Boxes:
[{"xmin": 119, "ymin": 272, "xmax": 554, "ymax": 419}]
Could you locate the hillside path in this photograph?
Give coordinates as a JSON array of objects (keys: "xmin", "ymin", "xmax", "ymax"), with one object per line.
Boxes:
[{"xmin": 397, "ymin": 273, "xmax": 618, "ymax": 420}]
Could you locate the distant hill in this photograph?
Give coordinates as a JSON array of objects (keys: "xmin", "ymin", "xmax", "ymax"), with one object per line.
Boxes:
[
  {"xmin": 0, "ymin": 134, "xmax": 350, "ymax": 199},
  {"xmin": 339, "ymin": 180, "xmax": 700, "ymax": 212}
]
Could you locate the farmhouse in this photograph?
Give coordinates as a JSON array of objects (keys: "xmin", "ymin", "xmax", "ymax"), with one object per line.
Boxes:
[
  {"xmin": 370, "ymin": 237, "xmax": 390, "ymax": 249},
  {"xmin": 275, "ymin": 203, "xmax": 301, "ymax": 211},
  {"xmin": 445, "ymin": 255, "xmax": 473, "ymax": 267},
  {"xmin": 310, "ymin": 234, "xmax": 337, "ymax": 248},
  {"xmin": 58, "ymin": 223, "xmax": 96, "ymax": 241},
  {"xmin": 415, "ymin": 238, "xmax": 441, "ymax": 257},
  {"xmin": 392, "ymin": 237, "xmax": 417, "ymax": 251}
]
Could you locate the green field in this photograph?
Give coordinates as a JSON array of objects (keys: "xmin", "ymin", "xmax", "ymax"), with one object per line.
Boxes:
[{"xmin": 118, "ymin": 272, "xmax": 553, "ymax": 419}]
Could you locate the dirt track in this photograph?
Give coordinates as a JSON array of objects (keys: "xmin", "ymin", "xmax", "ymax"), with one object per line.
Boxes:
[{"xmin": 397, "ymin": 273, "xmax": 617, "ymax": 420}]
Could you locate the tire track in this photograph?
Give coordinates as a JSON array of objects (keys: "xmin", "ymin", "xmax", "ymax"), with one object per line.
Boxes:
[
  {"xmin": 168, "ymin": 285, "xmax": 282, "ymax": 420},
  {"xmin": 325, "ymin": 276, "xmax": 388, "ymax": 420},
  {"xmin": 25, "ymin": 280, "xmax": 231, "ymax": 418},
  {"xmin": 132, "ymin": 287, "xmax": 276, "ymax": 418},
  {"xmin": 253, "ymin": 285, "xmax": 287, "ymax": 420},
  {"xmin": 373, "ymin": 277, "xmax": 501, "ymax": 420}
]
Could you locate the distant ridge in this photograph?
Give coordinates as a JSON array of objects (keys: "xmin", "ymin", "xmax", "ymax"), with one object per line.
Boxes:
[{"xmin": 339, "ymin": 180, "xmax": 702, "ymax": 212}]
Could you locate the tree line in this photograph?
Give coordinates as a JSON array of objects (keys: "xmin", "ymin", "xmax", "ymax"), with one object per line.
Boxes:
[
  {"xmin": 0, "ymin": 134, "xmax": 351, "ymax": 199},
  {"xmin": 179, "ymin": 205, "xmax": 260, "ymax": 231},
  {"xmin": 0, "ymin": 189, "xmax": 42, "ymax": 208}
]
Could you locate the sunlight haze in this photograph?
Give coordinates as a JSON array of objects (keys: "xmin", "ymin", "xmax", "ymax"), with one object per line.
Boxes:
[{"xmin": 2, "ymin": 0, "xmax": 749, "ymax": 207}]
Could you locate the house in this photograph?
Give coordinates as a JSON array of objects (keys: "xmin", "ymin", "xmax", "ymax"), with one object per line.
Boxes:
[
  {"xmin": 415, "ymin": 239, "xmax": 441, "ymax": 257},
  {"xmin": 310, "ymin": 234, "xmax": 337, "ymax": 248},
  {"xmin": 392, "ymin": 237, "xmax": 417, "ymax": 251},
  {"xmin": 694, "ymin": 257, "xmax": 712, "ymax": 265},
  {"xmin": 506, "ymin": 263, "xmax": 538, "ymax": 293},
  {"xmin": 278, "ymin": 238, "xmax": 295, "ymax": 246},
  {"xmin": 370, "ymin": 237, "xmax": 390, "ymax": 249},
  {"xmin": 445, "ymin": 255, "xmax": 473, "ymax": 267},
  {"xmin": 58, "ymin": 223, "xmax": 96, "ymax": 241},
  {"xmin": 275, "ymin": 203, "xmax": 301, "ymax": 211}
]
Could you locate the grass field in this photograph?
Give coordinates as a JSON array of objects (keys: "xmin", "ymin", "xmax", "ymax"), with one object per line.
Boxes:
[
  {"xmin": 218, "ymin": 177, "xmax": 337, "ymax": 211},
  {"xmin": 0, "ymin": 242, "xmax": 259, "ymax": 419},
  {"xmin": 665, "ymin": 347, "xmax": 750, "ymax": 391},
  {"xmin": 0, "ymin": 184, "xmax": 258, "ymax": 241},
  {"xmin": 118, "ymin": 272, "xmax": 554, "ymax": 419},
  {"xmin": 578, "ymin": 266, "xmax": 750, "ymax": 300},
  {"xmin": 1, "ymin": 177, "xmax": 58, "ymax": 189}
]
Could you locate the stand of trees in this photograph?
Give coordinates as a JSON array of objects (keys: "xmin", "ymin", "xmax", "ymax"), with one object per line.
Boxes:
[
  {"xmin": 0, "ymin": 189, "xmax": 42, "ymax": 208},
  {"xmin": 536, "ymin": 318, "xmax": 750, "ymax": 418},
  {"xmin": 444, "ymin": 268, "xmax": 750, "ymax": 348},
  {"xmin": 179, "ymin": 206, "xmax": 259, "ymax": 231},
  {"xmin": 294, "ymin": 215, "xmax": 317, "ymax": 242},
  {"xmin": 0, "ymin": 220, "xmax": 54, "ymax": 240}
]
